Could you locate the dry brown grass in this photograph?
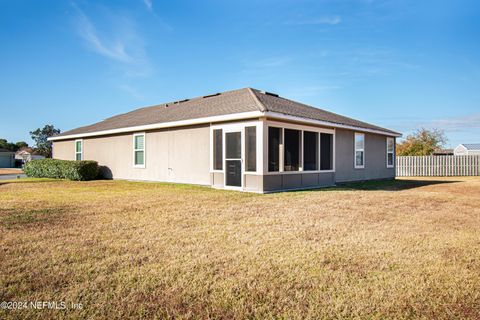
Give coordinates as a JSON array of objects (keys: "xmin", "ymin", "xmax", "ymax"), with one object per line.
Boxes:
[
  {"xmin": 1, "ymin": 177, "xmax": 480, "ymax": 319},
  {"xmin": 0, "ymin": 168, "xmax": 23, "ymax": 175}
]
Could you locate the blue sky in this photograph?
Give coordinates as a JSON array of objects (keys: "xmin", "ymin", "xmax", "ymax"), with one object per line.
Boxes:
[{"xmin": 1, "ymin": 0, "xmax": 479, "ymax": 147}]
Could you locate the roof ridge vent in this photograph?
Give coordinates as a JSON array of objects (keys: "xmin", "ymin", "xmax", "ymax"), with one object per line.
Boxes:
[
  {"xmin": 260, "ymin": 90, "xmax": 279, "ymax": 97},
  {"xmin": 203, "ymin": 93, "xmax": 221, "ymax": 98},
  {"xmin": 169, "ymin": 98, "xmax": 190, "ymax": 105},
  {"xmin": 165, "ymin": 98, "xmax": 190, "ymax": 108}
]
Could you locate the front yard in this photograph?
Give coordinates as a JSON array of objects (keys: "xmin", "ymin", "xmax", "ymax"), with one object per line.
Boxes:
[{"xmin": 1, "ymin": 177, "xmax": 479, "ymax": 319}]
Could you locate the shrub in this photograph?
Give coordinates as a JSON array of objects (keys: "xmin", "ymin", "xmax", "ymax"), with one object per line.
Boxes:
[{"xmin": 24, "ymin": 159, "xmax": 99, "ymax": 181}]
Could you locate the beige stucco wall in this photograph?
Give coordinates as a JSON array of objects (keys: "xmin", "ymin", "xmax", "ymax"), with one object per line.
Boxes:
[
  {"xmin": 335, "ymin": 128, "xmax": 395, "ymax": 183},
  {"xmin": 52, "ymin": 140, "xmax": 75, "ymax": 160},
  {"xmin": 53, "ymin": 124, "xmax": 211, "ymax": 185}
]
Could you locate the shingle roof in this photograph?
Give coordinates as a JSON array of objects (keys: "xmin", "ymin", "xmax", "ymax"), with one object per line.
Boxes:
[
  {"xmin": 54, "ymin": 87, "xmax": 399, "ymax": 138},
  {"xmin": 461, "ymin": 143, "xmax": 480, "ymax": 150},
  {"xmin": 250, "ymin": 89, "xmax": 398, "ymax": 134}
]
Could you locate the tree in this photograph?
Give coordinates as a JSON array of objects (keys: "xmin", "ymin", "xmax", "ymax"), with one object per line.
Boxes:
[
  {"xmin": 15, "ymin": 141, "xmax": 29, "ymax": 149},
  {"xmin": 0, "ymin": 139, "xmax": 10, "ymax": 150},
  {"xmin": 396, "ymin": 128, "xmax": 447, "ymax": 156},
  {"xmin": 30, "ymin": 125, "xmax": 61, "ymax": 157},
  {"xmin": 0, "ymin": 138, "xmax": 24, "ymax": 151}
]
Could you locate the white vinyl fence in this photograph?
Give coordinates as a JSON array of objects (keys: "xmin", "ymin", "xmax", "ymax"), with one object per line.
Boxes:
[{"xmin": 396, "ymin": 155, "xmax": 480, "ymax": 177}]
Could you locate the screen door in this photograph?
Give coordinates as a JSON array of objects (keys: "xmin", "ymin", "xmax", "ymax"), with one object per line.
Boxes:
[{"xmin": 225, "ymin": 132, "xmax": 242, "ymax": 187}]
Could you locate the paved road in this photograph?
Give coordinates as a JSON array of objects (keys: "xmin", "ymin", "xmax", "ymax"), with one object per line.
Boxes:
[{"xmin": 0, "ymin": 174, "xmax": 27, "ymax": 180}]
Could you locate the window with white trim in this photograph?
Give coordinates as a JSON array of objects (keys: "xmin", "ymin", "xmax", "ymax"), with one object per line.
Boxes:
[
  {"xmin": 75, "ymin": 140, "xmax": 83, "ymax": 161},
  {"xmin": 354, "ymin": 133, "xmax": 365, "ymax": 168},
  {"xmin": 387, "ymin": 137, "xmax": 394, "ymax": 168},
  {"xmin": 133, "ymin": 133, "xmax": 145, "ymax": 167}
]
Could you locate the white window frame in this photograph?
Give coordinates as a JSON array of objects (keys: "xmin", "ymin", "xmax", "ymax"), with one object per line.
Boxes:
[
  {"xmin": 133, "ymin": 132, "xmax": 146, "ymax": 168},
  {"xmin": 354, "ymin": 132, "xmax": 365, "ymax": 169},
  {"xmin": 265, "ymin": 120, "xmax": 335, "ymax": 175},
  {"xmin": 75, "ymin": 139, "xmax": 83, "ymax": 161},
  {"xmin": 386, "ymin": 137, "xmax": 394, "ymax": 168}
]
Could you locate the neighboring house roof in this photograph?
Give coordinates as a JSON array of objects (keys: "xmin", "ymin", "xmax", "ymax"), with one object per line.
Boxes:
[
  {"xmin": 0, "ymin": 148, "xmax": 14, "ymax": 153},
  {"xmin": 432, "ymin": 149, "xmax": 454, "ymax": 155},
  {"xmin": 51, "ymin": 88, "xmax": 400, "ymax": 140},
  {"xmin": 16, "ymin": 148, "xmax": 43, "ymax": 156},
  {"xmin": 459, "ymin": 143, "xmax": 480, "ymax": 151}
]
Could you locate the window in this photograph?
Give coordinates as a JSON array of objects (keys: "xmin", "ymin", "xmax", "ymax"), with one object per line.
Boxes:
[
  {"xmin": 268, "ymin": 127, "xmax": 281, "ymax": 172},
  {"xmin": 354, "ymin": 132, "xmax": 365, "ymax": 168},
  {"xmin": 75, "ymin": 140, "xmax": 83, "ymax": 161},
  {"xmin": 245, "ymin": 126, "xmax": 256, "ymax": 172},
  {"xmin": 387, "ymin": 137, "xmax": 394, "ymax": 168},
  {"xmin": 303, "ymin": 131, "xmax": 318, "ymax": 171},
  {"xmin": 284, "ymin": 129, "xmax": 300, "ymax": 171},
  {"xmin": 213, "ymin": 129, "xmax": 223, "ymax": 170},
  {"xmin": 320, "ymin": 133, "xmax": 333, "ymax": 170},
  {"xmin": 133, "ymin": 133, "xmax": 145, "ymax": 167}
]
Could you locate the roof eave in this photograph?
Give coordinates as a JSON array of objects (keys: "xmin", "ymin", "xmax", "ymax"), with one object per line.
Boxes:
[
  {"xmin": 264, "ymin": 111, "xmax": 402, "ymax": 137},
  {"xmin": 49, "ymin": 110, "xmax": 401, "ymax": 141},
  {"xmin": 48, "ymin": 111, "xmax": 265, "ymax": 141}
]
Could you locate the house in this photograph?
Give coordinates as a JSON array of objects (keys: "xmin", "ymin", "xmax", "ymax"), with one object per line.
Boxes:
[
  {"xmin": 49, "ymin": 88, "xmax": 401, "ymax": 193},
  {"xmin": 0, "ymin": 148, "xmax": 15, "ymax": 168},
  {"xmin": 15, "ymin": 148, "xmax": 45, "ymax": 163},
  {"xmin": 454, "ymin": 144, "xmax": 480, "ymax": 156}
]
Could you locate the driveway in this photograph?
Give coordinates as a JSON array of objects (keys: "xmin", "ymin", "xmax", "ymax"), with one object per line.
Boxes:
[
  {"xmin": 0, "ymin": 173, "xmax": 26, "ymax": 180},
  {"xmin": 0, "ymin": 168, "xmax": 26, "ymax": 180}
]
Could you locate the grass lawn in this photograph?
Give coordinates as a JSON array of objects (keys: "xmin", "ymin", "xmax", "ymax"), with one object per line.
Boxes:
[{"xmin": 1, "ymin": 177, "xmax": 480, "ymax": 319}]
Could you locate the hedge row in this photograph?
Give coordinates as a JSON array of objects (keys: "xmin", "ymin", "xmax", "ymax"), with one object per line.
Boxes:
[{"xmin": 24, "ymin": 159, "xmax": 99, "ymax": 181}]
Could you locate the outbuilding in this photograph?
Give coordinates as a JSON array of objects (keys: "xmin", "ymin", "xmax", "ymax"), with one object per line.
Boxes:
[
  {"xmin": 0, "ymin": 148, "xmax": 15, "ymax": 168},
  {"xmin": 15, "ymin": 148, "xmax": 45, "ymax": 164},
  {"xmin": 49, "ymin": 88, "xmax": 401, "ymax": 193},
  {"xmin": 454, "ymin": 144, "xmax": 480, "ymax": 156}
]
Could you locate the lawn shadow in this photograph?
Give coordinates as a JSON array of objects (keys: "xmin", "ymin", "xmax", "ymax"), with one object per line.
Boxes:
[
  {"xmin": 0, "ymin": 178, "xmax": 60, "ymax": 187},
  {"xmin": 1, "ymin": 206, "xmax": 71, "ymax": 230},
  {"xmin": 329, "ymin": 178, "xmax": 460, "ymax": 192}
]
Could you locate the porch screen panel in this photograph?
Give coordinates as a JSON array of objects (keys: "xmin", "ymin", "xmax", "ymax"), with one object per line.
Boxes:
[
  {"xmin": 303, "ymin": 131, "xmax": 318, "ymax": 171},
  {"xmin": 245, "ymin": 126, "xmax": 256, "ymax": 172},
  {"xmin": 213, "ymin": 129, "xmax": 223, "ymax": 170},
  {"xmin": 268, "ymin": 127, "xmax": 281, "ymax": 172},
  {"xmin": 320, "ymin": 133, "xmax": 333, "ymax": 170},
  {"xmin": 284, "ymin": 129, "xmax": 300, "ymax": 171},
  {"xmin": 226, "ymin": 132, "xmax": 241, "ymax": 159}
]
